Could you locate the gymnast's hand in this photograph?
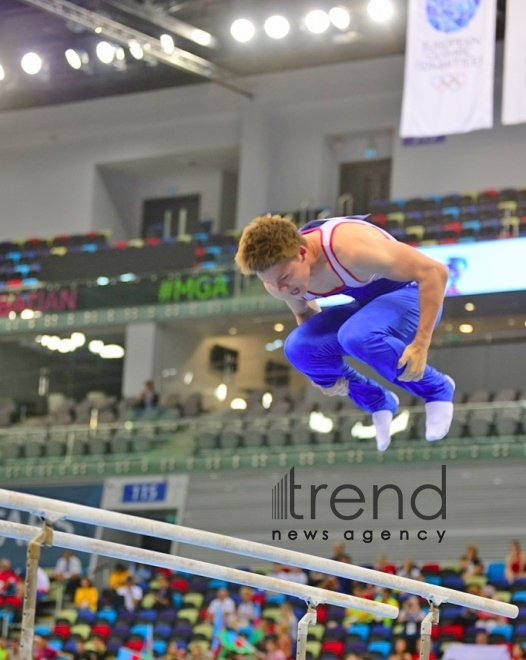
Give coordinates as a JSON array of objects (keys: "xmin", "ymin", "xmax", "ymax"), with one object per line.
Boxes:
[
  {"xmin": 397, "ymin": 342, "xmax": 428, "ymax": 381},
  {"xmin": 311, "ymin": 377, "xmax": 348, "ymax": 397}
]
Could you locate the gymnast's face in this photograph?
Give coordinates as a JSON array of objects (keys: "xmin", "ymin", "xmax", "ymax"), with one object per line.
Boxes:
[{"xmin": 257, "ymin": 247, "xmax": 310, "ymax": 298}]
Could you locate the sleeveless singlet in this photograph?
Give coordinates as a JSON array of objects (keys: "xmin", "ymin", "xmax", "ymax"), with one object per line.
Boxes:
[{"xmin": 299, "ymin": 216, "xmax": 413, "ymax": 305}]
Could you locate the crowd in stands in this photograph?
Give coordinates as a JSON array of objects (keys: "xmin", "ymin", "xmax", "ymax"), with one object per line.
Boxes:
[{"xmin": 0, "ymin": 539, "xmax": 524, "ymax": 659}]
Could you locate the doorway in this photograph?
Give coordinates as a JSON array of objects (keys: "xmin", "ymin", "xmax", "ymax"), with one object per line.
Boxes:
[
  {"xmin": 142, "ymin": 195, "xmax": 200, "ymax": 239},
  {"xmin": 339, "ymin": 159, "xmax": 391, "ymax": 215}
]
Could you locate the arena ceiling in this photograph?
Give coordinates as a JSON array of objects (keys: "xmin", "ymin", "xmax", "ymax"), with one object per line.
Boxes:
[{"xmin": 0, "ymin": 0, "xmax": 507, "ymax": 112}]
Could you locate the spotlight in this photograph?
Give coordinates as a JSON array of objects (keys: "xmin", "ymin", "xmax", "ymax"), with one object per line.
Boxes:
[
  {"xmin": 96, "ymin": 41, "xmax": 115, "ymax": 64},
  {"xmin": 0, "ymin": 65, "xmax": 5, "ymax": 81},
  {"xmin": 191, "ymin": 29, "xmax": 212, "ymax": 46},
  {"xmin": 264, "ymin": 15, "xmax": 290, "ymax": 39},
  {"xmin": 329, "ymin": 6, "xmax": 351, "ymax": 29},
  {"xmin": 160, "ymin": 34, "xmax": 175, "ymax": 54},
  {"xmin": 230, "ymin": 18, "xmax": 255, "ymax": 43},
  {"xmin": 21, "ymin": 52, "xmax": 43, "ymax": 75},
  {"xmin": 305, "ymin": 10, "xmax": 331, "ymax": 34},
  {"xmin": 459, "ymin": 323, "xmax": 474, "ymax": 334},
  {"xmin": 129, "ymin": 40, "xmax": 144, "ymax": 60},
  {"xmin": 367, "ymin": 0, "xmax": 394, "ymax": 22},
  {"xmin": 100, "ymin": 344, "xmax": 125, "ymax": 359},
  {"xmin": 88, "ymin": 340, "xmax": 104, "ymax": 354},
  {"xmin": 65, "ymin": 48, "xmax": 89, "ymax": 70}
]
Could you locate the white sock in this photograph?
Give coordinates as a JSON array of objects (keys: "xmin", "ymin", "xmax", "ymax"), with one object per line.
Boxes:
[
  {"xmin": 425, "ymin": 376, "xmax": 455, "ymax": 441},
  {"xmin": 372, "ymin": 394, "xmax": 399, "ymax": 452}
]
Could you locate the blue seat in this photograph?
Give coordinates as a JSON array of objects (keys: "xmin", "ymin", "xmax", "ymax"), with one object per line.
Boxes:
[
  {"xmin": 486, "ymin": 561, "xmax": 506, "ymax": 582},
  {"xmin": 347, "ymin": 623, "xmax": 369, "ymax": 641},
  {"xmin": 512, "ymin": 591, "xmax": 526, "ymax": 603},
  {"xmin": 367, "ymin": 639, "xmax": 392, "ymax": 657},
  {"xmin": 153, "ymin": 640, "xmax": 167, "ymax": 655},
  {"xmin": 97, "ymin": 609, "xmax": 118, "ymax": 625},
  {"xmin": 489, "ymin": 624, "xmax": 513, "ymax": 641}
]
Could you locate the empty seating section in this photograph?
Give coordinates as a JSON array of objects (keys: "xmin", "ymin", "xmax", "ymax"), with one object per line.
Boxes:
[
  {"xmin": 8, "ymin": 559, "xmax": 526, "ymax": 659},
  {"xmin": 370, "ymin": 186, "xmax": 526, "ymax": 246},
  {"xmin": 193, "ymin": 387, "xmax": 526, "ymax": 453}
]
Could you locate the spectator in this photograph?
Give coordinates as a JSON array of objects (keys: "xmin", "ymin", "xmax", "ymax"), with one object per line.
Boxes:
[
  {"xmin": 186, "ymin": 646, "xmax": 211, "ymax": 660},
  {"xmin": 37, "ymin": 567, "xmax": 50, "ymax": 599},
  {"xmin": 397, "ymin": 596, "xmax": 424, "ymax": 652},
  {"xmin": 331, "ymin": 541, "xmax": 347, "ymax": 561},
  {"xmin": 263, "ymin": 635, "xmax": 286, "ymax": 660},
  {"xmin": 278, "ymin": 602, "xmax": 297, "ymax": 639},
  {"xmin": 7, "ymin": 636, "xmax": 21, "ymax": 660},
  {"xmin": 0, "ymin": 559, "xmax": 22, "ymax": 608},
  {"xmin": 108, "ymin": 563, "xmax": 130, "ymax": 591},
  {"xmin": 505, "ymin": 540, "xmax": 526, "ymax": 583},
  {"xmin": 162, "ymin": 642, "xmax": 186, "ymax": 660},
  {"xmin": 130, "ymin": 563, "xmax": 152, "ymax": 590},
  {"xmin": 397, "ymin": 559, "xmax": 422, "ymax": 581},
  {"xmin": 274, "ymin": 622, "xmax": 292, "ymax": 659},
  {"xmin": 373, "ymin": 588, "xmax": 399, "ymax": 627},
  {"xmin": 267, "ymin": 564, "xmax": 289, "ymax": 582},
  {"xmin": 474, "ymin": 629, "xmax": 489, "ymax": 645},
  {"xmin": 344, "ymin": 583, "xmax": 375, "ymax": 626},
  {"xmin": 117, "ymin": 575, "xmax": 143, "ymax": 612},
  {"xmin": 460, "ymin": 544, "xmax": 484, "ymax": 581},
  {"xmin": 87, "ymin": 636, "xmax": 108, "ymax": 660},
  {"xmin": 0, "ymin": 638, "xmax": 7, "ymax": 660},
  {"xmin": 32, "ymin": 636, "xmax": 57, "ymax": 660},
  {"xmin": 375, "ymin": 555, "xmax": 396, "ymax": 574},
  {"xmin": 512, "ymin": 643, "xmax": 526, "ymax": 659},
  {"xmin": 152, "ymin": 573, "xmax": 174, "ymax": 611},
  {"xmin": 388, "ymin": 637, "xmax": 411, "ymax": 660},
  {"xmin": 136, "ymin": 380, "xmax": 159, "ymax": 409},
  {"xmin": 235, "ymin": 587, "xmax": 258, "ymax": 629},
  {"xmin": 73, "ymin": 577, "xmax": 98, "ymax": 612},
  {"xmin": 52, "ymin": 551, "xmax": 83, "ymax": 598},
  {"xmin": 280, "ymin": 566, "xmax": 308, "ymax": 586},
  {"xmin": 206, "ymin": 588, "xmax": 236, "ymax": 628}
]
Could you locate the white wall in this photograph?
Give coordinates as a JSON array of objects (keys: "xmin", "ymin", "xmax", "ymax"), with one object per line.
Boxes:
[{"xmin": 1, "ymin": 44, "xmax": 524, "ymax": 242}]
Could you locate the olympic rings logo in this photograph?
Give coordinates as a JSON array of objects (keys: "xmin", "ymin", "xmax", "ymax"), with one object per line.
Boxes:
[{"xmin": 432, "ymin": 72, "xmax": 467, "ymax": 93}]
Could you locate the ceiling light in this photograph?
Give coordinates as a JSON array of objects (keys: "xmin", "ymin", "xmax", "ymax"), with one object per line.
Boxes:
[
  {"xmin": 264, "ymin": 15, "xmax": 290, "ymax": 39},
  {"xmin": 229, "ymin": 327, "xmax": 238, "ymax": 335},
  {"xmin": 0, "ymin": 65, "xmax": 5, "ymax": 81},
  {"xmin": 21, "ymin": 52, "xmax": 43, "ymax": 75},
  {"xmin": 274, "ymin": 322, "xmax": 285, "ymax": 332},
  {"xmin": 183, "ymin": 371, "xmax": 194, "ymax": 385},
  {"xmin": 262, "ymin": 392, "xmax": 273, "ymax": 409},
  {"xmin": 96, "ymin": 41, "xmax": 115, "ymax": 64},
  {"xmin": 20, "ymin": 309, "xmax": 35, "ymax": 320},
  {"xmin": 305, "ymin": 10, "xmax": 331, "ymax": 34},
  {"xmin": 230, "ymin": 398, "xmax": 247, "ymax": 410},
  {"xmin": 230, "ymin": 18, "xmax": 255, "ymax": 43},
  {"xmin": 192, "ymin": 29, "xmax": 212, "ymax": 47},
  {"xmin": 71, "ymin": 332, "xmax": 86, "ymax": 347},
  {"xmin": 464, "ymin": 302, "xmax": 475, "ymax": 312},
  {"xmin": 459, "ymin": 323, "xmax": 474, "ymax": 334},
  {"xmin": 58, "ymin": 338, "xmax": 75, "ymax": 353},
  {"xmin": 129, "ymin": 40, "xmax": 144, "ymax": 59},
  {"xmin": 367, "ymin": 0, "xmax": 394, "ymax": 22},
  {"xmin": 115, "ymin": 47, "xmax": 126, "ymax": 61},
  {"xmin": 100, "ymin": 344, "xmax": 125, "ymax": 359},
  {"xmin": 215, "ymin": 383, "xmax": 227, "ymax": 402},
  {"xmin": 329, "ymin": 6, "xmax": 351, "ymax": 29},
  {"xmin": 160, "ymin": 34, "xmax": 175, "ymax": 54},
  {"xmin": 65, "ymin": 48, "xmax": 89, "ymax": 70},
  {"xmin": 96, "ymin": 276, "xmax": 110, "ymax": 286},
  {"xmin": 119, "ymin": 273, "xmax": 136, "ymax": 282},
  {"xmin": 88, "ymin": 340, "xmax": 104, "ymax": 354},
  {"xmin": 46, "ymin": 336, "xmax": 62, "ymax": 351}
]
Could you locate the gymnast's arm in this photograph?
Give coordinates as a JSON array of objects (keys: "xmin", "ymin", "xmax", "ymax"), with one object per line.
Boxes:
[
  {"xmin": 263, "ymin": 283, "xmax": 321, "ymax": 325},
  {"xmin": 332, "ymin": 223, "xmax": 449, "ymax": 381}
]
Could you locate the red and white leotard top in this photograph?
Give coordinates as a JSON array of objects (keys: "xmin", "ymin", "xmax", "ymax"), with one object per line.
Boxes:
[{"xmin": 299, "ymin": 216, "xmax": 412, "ymax": 305}]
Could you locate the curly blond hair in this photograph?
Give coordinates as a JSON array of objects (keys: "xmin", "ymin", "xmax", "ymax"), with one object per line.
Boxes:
[{"xmin": 235, "ymin": 214, "xmax": 306, "ymax": 275}]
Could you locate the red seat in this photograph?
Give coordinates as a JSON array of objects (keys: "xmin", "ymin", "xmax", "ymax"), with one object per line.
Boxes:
[
  {"xmin": 91, "ymin": 624, "xmax": 111, "ymax": 640},
  {"xmin": 52, "ymin": 624, "xmax": 71, "ymax": 640},
  {"xmin": 321, "ymin": 640, "xmax": 345, "ymax": 655}
]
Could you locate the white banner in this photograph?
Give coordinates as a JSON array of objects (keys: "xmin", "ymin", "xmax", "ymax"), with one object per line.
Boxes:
[
  {"xmin": 400, "ymin": 0, "xmax": 497, "ymax": 137},
  {"xmin": 443, "ymin": 644, "xmax": 510, "ymax": 660},
  {"xmin": 502, "ymin": 0, "xmax": 526, "ymax": 125}
]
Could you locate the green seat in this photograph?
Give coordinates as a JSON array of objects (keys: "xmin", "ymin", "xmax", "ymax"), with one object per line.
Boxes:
[
  {"xmin": 191, "ymin": 623, "xmax": 213, "ymax": 640},
  {"xmin": 495, "ymin": 590, "xmax": 511, "ymax": 603},
  {"xmin": 177, "ymin": 608, "xmax": 199, "ymax": 625},
  {"xmin": 188, "ymin": 641, "xmax": 210, "ymax": 652},
  {"xmin": 183, "ymin": 592, "xmax": 204, "ymax": 609},
  {"xmin": 305, "ymin": 641, "xmax": 321, "ymax": 659},
  {"xmin": 57, "ymin": 608, "xmax": 78, "ymax": 624},
  {"xmin": 306, "ymin": 624, "xmax": 324, "ymax": 641},
  {"xmin": 261, "ymin": 607, "xmax": 281, "ymax": 621},
  {"xmin": 70, "ymin": 623, "xmax": 92, "ymax": 640},
  {"xmin": 140, "ymin": 593, "xmax": 156, "ymax": 609}
]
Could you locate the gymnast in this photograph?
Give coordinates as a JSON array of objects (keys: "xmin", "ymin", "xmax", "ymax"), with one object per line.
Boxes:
[{"xmin": 235, "ymin": 214, "xmax": 455, "ymax": 451}]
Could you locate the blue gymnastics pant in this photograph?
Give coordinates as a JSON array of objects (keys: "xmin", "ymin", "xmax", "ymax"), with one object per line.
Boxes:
[{"xmin": 283, "ymin": 284, "xmax": 451, "ymax": 413}]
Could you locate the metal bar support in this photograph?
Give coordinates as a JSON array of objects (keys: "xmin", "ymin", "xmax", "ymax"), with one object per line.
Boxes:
[
  {"xmin": 20, "ymin": 521, "xmax": 54, "ymax": 660},
  {"xmin": 296, "ymin": 603, "xmax": 317, "ymax": 660},
  {"xmin": 419, "ymin": 602, "xmax": 440, "ymax": 660}
]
